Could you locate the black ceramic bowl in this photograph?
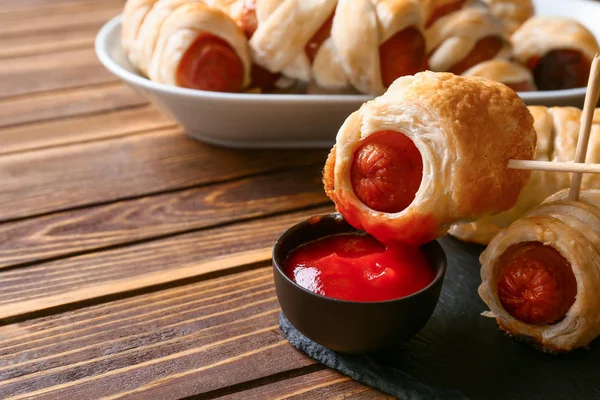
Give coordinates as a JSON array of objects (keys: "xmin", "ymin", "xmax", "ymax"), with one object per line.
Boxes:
[{"xmin": 273, "ymin": 213, "xmax": 447, "ymax": 354}]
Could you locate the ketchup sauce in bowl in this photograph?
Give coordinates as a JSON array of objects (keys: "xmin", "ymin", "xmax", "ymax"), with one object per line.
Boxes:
[{"xmin": 272, "ymin": 213, "xmax": 447, "ymax": 354}]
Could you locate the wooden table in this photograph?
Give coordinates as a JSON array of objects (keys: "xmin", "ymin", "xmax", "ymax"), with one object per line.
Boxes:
[{"xmin": 0, "ymin": 1, "xmax": 390, "ymax": 398}]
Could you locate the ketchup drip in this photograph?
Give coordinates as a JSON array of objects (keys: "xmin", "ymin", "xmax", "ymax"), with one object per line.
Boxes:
[
  {"xmin": 285, "ymin": 233, "xmax": 435, "ymax": 302},
  {"xmin": 497, "ymin": 242, "xmax": 577, "ymax": 325}
]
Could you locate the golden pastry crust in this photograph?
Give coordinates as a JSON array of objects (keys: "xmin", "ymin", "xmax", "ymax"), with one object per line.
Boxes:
[
  {"xmin": 461, "ymin": 59, "xmax": 535, "ymax": 88},
  {"xmin": 129, "ymin": 0, "xmax": 205, "ymax": 76},
  {"xmin": 512, "ymin": 16, "xmax": 600, "ymax": 66},
  {"xmin": 450, "ymin": 106, "xmax": 600, "ymax": 245},
  {"xmin": 481, "ymin": 0, "xmax": 534, "ymax": 34},
  {"xmin": 148, "ymin": 2, "xmax": 251, "ymax": 87},
  {"xmin": 421, "ymin": 0, "xmax": 480, "ymax": 26},
  {"xmin": 334, "ymin": 0, "xmax": 424, "ymax": 93},
  {"xmin": 426, "ymin": 4, "xmax": 512, "ymax": 73},
  {"xmin": 249, "ymin": 0, "xmax": 337, "ymax": 81},
  {"xmin": 121, "ymin": 0, "xmax": 251, "ymax": 87},
  {"xmin": 122, "ymin": 0, "xmax": 159, "ymax": 71},
  {"xmin": 323, "ymin": 71, "xmax": 535, "ymax": 245},
  {"xmin": 248, "ymin": 0, "xmax": 425, "ymax": 94},
  {"xmin": 479, "ymin": 189, "xmax": 600, "ymax": 352}
]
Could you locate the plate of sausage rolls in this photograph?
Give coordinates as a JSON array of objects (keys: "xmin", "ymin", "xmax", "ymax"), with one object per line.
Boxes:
[{"xmin": 96, "ymin": 0, "xmax": 600, "ymax": 148}]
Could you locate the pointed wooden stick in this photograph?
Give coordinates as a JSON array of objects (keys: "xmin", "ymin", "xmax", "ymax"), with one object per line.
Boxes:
[
  {"xmin": 569, "ymin": 55, "xmax": 600, "ymax": 200},
  {"xmin": 508, "ymin": 160, "xmax": 600, "ymax": 174},
  {"xmin": 507, "ymin": 55, "xmax": 600, "ymax": 194}
]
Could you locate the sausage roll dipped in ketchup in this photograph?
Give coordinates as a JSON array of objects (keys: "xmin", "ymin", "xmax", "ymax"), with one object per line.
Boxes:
[
  {"xmin": 480, "ymin": 189, "xmax": 600, "ymax": 353},
  {"xmin": 512, "ymin": 16, "xmax": 600, "ymax": 91},
  {"xmin": 323, "ymin": 71, "xmax": 536, "ymax": 246},
  {"xmin": 122, "ymin": 0, "xmax": 251, "ymax": 92},
  {"xmin": 425, "ymin": 1, "xmax": 512, "ymax": 75},
  {"xmin": 242, "ymin": 0, "xmax": 427, "ymax": 95},
  {"xmin": 450, "ymin": 106, "xmax": 600, "ymax": 245}
]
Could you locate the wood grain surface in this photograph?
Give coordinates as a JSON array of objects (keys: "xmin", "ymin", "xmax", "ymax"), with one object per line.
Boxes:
[
  {"xmin": 0, "ymin": 129, "xmax": 328, "ymax": 222},
  {"xmin": 0, "ymin": 269, "xmax": 319, "ymax": 399},
  {"xmin": 0, "ymin": 48, "xmax": 116, "ymax": 98},
  {"xmin": 0, "ymin": 83, "xmax": 146, "ymax": 129},
  {"xmin": 0, "ymin": 166, "xmax": 327, "ymax": 268},
  {"xmin": 0, "ymin": 0, "xmax": 377, "ymax": 397},
  {"xmin": 0, "ymin": 105, "xmax": 174, "ymax": 155}
]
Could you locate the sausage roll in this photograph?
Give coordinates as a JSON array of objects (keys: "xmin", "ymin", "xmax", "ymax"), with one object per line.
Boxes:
[
  {"xmin": 450, "ymin": 107, "xmax": 600, "ymax": 245},
  {"xmin": 243, "ymin": 0, "xmax": 427, "ymax": 94},
  {"xmin": 512, "ymin": 16, "xmax": 600, "ymax": 91},
  {"xmin": 426, "ymin": 4, "xmax": 512, "ymax": 75},
  {"xmin": 481, "ymin": 0, "xmax": 534, "ymax": 34},
  {"xmin": 422, "ymin": 0, "xmax": 481, "ymax": 28},
  {"xmin": 148, "ymin": 2, "xmax": 251, "ymax": 92},
  {"xmin": 122, "ymin": 0, "xmax": 251, "ymax": 92},
  {"xmin": 462, "ymin": 59, "xmax": 536, "ymax": 92},
  {"xmin": 479, "ymin": 189, "xmax": 600, "ymax": 352},
  {"xmin": 322, "ymin": 71, "xmax": 536, "ymax": 245},
  {"xmin": 122, "ymin": 0, "xmax": 160, "ymax": 72},
  {"xmin": 331, "ymin": 0, "xmax": 426, "ymax": 94}
]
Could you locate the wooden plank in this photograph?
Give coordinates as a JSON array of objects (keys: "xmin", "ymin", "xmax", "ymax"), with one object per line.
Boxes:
[
  {"xmin": 0, "ymin": 128, "xmax": 329, "ymax": 221},
  {"xmin": 0, "ymin": 268, "xmax": 318, "ymax": 399},
  {"xmin": 0, "ymin": 0, "xmax": 122, "ymax": 15},
  {"xmin": 0, "ymin": 165, "xmax": 327, "ymax": 268},
  {"xmin": 0, "ymin": 105, "xmax": 174, "ymax": 156},
  {"xmin": 0, "ymin": 48, "xmax": 116, "ymax": 99},
  {"xmin": 0, "ymin": 0, "xmax": 122, "ymax": 37},
  {"xmin": 0, "ymin": 83, "xmax": 146, "ymax": 128},
  {"xmin": 216, "ymin": 369, "xmax": 389, "ymax": 400},
  {"xmin": 0, "ymin": 205, "xmax": 332, "ymax": 322},
  {"xmin": 0, "ymin": 27, "xmax": 96, "ymax": 59}
]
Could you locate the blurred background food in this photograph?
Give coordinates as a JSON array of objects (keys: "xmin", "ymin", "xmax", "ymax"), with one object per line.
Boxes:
[{"xmin": 121, "ymin": 0, "xmax": 600, "ymax": 95}]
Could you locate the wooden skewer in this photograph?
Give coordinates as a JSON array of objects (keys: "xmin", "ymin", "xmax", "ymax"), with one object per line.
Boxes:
[
  {"xmin": 508, "ymin": 55, "xmax": 600, "ymax": 196},
  {"xmin": 508, "ymin": 160, "xmax": 600, "ymax": 174},
  {"xmin": 569, "ymin": 55, "xmax": 600, "ymax": 200}
]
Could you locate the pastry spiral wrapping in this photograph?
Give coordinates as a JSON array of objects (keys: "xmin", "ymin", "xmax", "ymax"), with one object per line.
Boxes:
[
  {"xmin": 450, "ymin": 107, "xmax": 600, "ymax": 245},
  {"xmin": 480, "ymin": 189, "xmax": 600, "ymax": 352},
  {"xmin": 425, "ymin": 2, "xmax": 512, "ymax": 74},
  {"xmin": 512, "ymin": 16, "xmax": 600, "ymax": 91},
  {"xmin": 481, "ymin": 0, "xmax": 534, "ymax": 34},
  {"xmin": 122, "ymin": 0, "xmax": 251, "ymax": 92}
]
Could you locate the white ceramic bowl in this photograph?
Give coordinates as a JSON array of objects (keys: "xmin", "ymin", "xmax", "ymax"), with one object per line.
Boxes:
[{"xmin": 96, "ymin": 0, "xmax": 600, "ymax": 148}]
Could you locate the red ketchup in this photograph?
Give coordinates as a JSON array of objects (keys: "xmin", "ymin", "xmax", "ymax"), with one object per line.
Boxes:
[{"xmin": 284, "ymin": 233, "xmax": 435, "ymax": 302}]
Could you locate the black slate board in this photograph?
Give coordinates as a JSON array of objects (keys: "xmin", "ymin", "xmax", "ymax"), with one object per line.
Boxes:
[{"xmin": 280, "ymin": 236, "xmax": 600, "ymax": 400}]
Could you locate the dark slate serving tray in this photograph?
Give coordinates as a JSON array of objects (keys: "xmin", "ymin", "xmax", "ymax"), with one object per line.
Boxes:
[{"xmin": 280, "ymin": 236, "xmax": 600, "ymax": 400}]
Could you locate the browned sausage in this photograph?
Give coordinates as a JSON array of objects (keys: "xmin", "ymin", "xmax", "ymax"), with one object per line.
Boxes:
[
  {"xmin": 351, "ymin": 130, "xmax": 423, "ymax": 213},
  {"xmin": 527, "ymin": 49, "xmax": 592, "ymax": 91},
  {"xmin": 305, "ymin": 13, "xmax": 334, "ymax": 63},
  {"xmin": 449, "ymin": 35, "xmax": 505, "ymax": 75},
  {"xmin": 379, "ymin": 27, "xmax": 427, "ymax": 87},
  {"xmin": 496, "ymin": 241, "xmax": 577, "ymax": 325},
  {"xmin": 176, "ymin": 33, "xmax": 245, "ymax": 92},
  {"xmin": 425, "ymin": 0, "xmax": 466, "ymax": 28}
]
